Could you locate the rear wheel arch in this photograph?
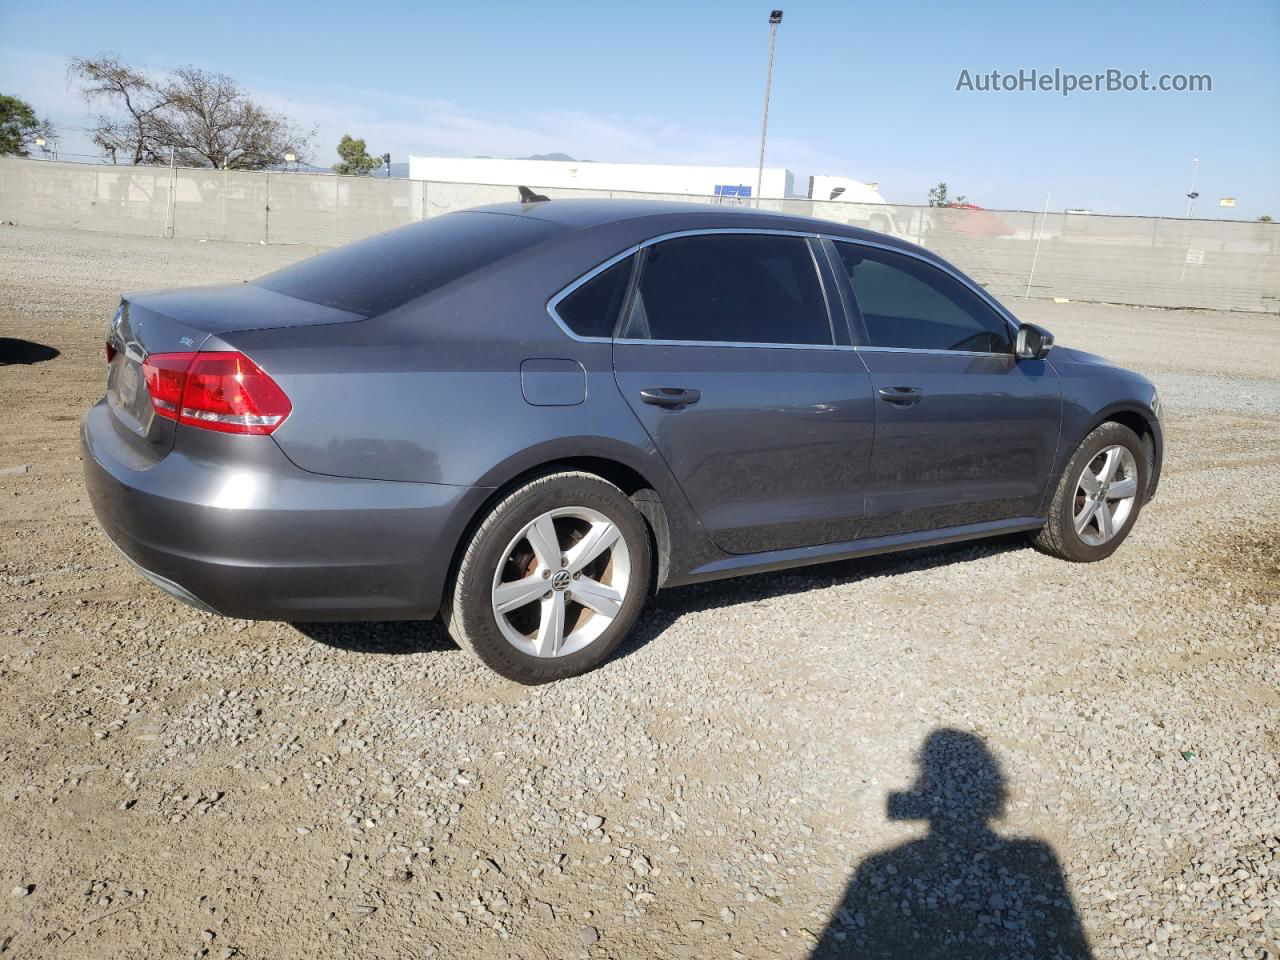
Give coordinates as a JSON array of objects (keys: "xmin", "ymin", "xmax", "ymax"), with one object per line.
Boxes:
[
  {"xmin": 445, "ymin": 456, "xmax": 672, "ymax": 614},
  {"xmin": 442, "ymin": 469, "xmax": 654, "ymax": 683}
]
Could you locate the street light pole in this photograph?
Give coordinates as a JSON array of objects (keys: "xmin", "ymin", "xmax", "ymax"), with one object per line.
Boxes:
[
  {"xmin": 754, "ymin": 10, "xmax": 783, "ymax": 207},
  {"xmin": 1184, "ymin": 157, "xmax": 1200, "ymax": 218}
]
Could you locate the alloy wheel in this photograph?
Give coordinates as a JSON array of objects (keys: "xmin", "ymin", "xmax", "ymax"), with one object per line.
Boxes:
[
  {"xmin": 1073, "ymin": 444, "xmax": 1139, "ymax": 547},
  {"xmin": 490, "ymin": 507, "xmax": 631, "ymax": 658}
]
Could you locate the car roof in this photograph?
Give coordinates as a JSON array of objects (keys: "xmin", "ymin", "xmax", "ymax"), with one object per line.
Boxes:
[{"xmin": 466, "ymin": 197, "xmax": 913, "ymax": 249}]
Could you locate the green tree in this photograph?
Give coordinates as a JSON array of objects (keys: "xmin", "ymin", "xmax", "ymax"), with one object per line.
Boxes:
[
  {"xmin": 332, "ymin": 135, "xmax": 380, "ymax": 176},
  {"xmin": 927, "ymin": 181, "xmax": 967, "ymax": 207},
  {"xmin": 0, "ymin": 94, "xmax": 53, "ymax": 157},
  {"xmin": 1259, "ymin": 215, "xmax": 1274, "ymax": 222}
]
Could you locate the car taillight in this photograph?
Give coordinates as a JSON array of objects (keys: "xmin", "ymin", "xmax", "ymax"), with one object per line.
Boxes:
[
  {"xmin": 143, "ymin": 353, "xmax": 191, "ymax": 420},
  {"xmin": 141, "ymin": 351, "xmax": 291, "ymax": 435},
  {"xmin": 105, "ymin": 341, "xmax": 117, "ymax": 364}
]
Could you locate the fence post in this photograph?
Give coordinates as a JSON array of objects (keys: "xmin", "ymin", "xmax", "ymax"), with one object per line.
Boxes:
[
  {"xmin": 164, "ymin": 146, "xmax": 176, "ymax": 238},
  {"xmin": 1023, "ymin": 191, "xmax": 1051, "ymax": 300}
]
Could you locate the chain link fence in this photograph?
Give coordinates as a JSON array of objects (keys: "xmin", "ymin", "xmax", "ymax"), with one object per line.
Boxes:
[{"xmin": 3, "ymin": 157, "xmax": 1276, "ymax": 312}]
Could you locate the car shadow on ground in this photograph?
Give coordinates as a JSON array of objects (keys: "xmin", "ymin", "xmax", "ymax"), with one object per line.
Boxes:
[
  {"xmin": 292, "ymin": 618, "xmax": 455, "ymax": 655},
  {"xmin": 614, "ymin": 533, "xmax": 1030, "ymax": 661},
  {"xmin": 0, "ymin": 338, "xmax": 60, "ymax": 365},
  {"xmin": 808, "ymin": 728, "xmax": 1094, "ymax": 960},
  {"xmin": 295, "ymin": 534, "xmax": 1031, "ymax": 660}
]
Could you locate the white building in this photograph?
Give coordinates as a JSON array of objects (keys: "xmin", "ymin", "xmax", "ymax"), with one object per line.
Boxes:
[
  {"xmin": 408, "ymin": 156, "xmax": 887, "ymax": 204},
  {"xmin": 807, "ymin": 174, "xmax": 887, "ymax": 204}
]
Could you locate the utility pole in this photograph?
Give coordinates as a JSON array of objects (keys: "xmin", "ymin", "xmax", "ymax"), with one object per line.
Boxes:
[
  {"xmin": 754, "ymin": 10, "xmax": 783, "ymax": 207},
  {"xmin": 1184, "ymin": 157, "xmax": 1200, "ymax": 218}
]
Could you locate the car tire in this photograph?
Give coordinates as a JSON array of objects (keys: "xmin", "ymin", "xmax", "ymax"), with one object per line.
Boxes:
[
  {"xmin": 443, "ymin": 471, "xmax": 653, "ymax": 684},
  {"xmin": 1031, "ymin": 421, "xmax": 1149, "ymax": 562}
]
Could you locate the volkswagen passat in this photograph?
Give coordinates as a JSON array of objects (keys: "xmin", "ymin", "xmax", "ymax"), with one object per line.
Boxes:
[{"xmin": 83, "ymin": 200, "xmax": 1163, "ymax": 683}]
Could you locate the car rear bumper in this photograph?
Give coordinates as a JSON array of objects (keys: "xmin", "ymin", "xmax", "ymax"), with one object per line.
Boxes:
[{"xmin": 81, "ymin": 399, "xmax": 487, "ymax": 621}]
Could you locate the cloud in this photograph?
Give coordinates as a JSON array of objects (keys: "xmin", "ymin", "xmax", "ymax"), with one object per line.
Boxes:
[
  {"xmin": 0, "ymin": 46, "xmax": 836, "ymax": 176},
  {"xmin": 257, "ymin": 79, "xmax": 839, "ymax": 174}
]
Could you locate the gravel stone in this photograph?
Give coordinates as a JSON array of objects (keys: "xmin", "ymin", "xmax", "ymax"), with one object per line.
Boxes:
[{"xmin": 1, "ymin": 226, "xmax": 1277, "ymax": 959}]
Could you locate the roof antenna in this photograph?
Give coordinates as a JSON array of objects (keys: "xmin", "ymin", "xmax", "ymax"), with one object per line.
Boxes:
[{"xmin": 517, "ymin": 186, "xmax": 550, "ymax": 204}]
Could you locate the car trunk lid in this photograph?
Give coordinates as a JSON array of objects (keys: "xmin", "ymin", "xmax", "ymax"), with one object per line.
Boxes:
[{"xmin": 104, "ymin": 284, "xmax": 364, "ymax": 461}]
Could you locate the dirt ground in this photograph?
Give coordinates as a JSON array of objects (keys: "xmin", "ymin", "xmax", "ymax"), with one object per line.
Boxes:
[{"xmin": 1, "ymin": 226, "xmax": 1277, "ymax": 960}]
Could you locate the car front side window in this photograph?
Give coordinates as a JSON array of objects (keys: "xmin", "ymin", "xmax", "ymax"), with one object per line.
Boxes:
[
  {"xmin": 621, "ymin": 234, "xmax": 833, "ymax": 346},
  {"xmin": 834, "ymin": 243, "xmax": 1012, "ymax": 353}
]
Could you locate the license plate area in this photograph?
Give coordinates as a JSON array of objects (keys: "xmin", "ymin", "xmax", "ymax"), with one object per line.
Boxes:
[{"xmin": 106, "ymin": 348, "xmax": 156, "ymax": 436}]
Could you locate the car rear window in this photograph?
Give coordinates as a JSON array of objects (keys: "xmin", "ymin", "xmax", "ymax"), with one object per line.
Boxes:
[{"xmin": 254, "ymin": 212, "xmax": 565, "ymax": 315}]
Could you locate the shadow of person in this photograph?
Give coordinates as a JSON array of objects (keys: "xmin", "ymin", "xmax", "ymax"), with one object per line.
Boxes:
[{"xmin": 810, "ymin": 729, "xmax": 1093, "ymax": 960}]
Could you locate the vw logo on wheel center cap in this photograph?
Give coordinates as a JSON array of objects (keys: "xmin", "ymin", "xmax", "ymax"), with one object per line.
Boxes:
[{"xmin": 551, "ymin": 570, "xmax": 572, "ymax": 591}]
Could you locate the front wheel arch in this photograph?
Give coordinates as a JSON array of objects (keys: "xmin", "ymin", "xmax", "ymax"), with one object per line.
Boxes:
[{"xmin": 1054, "ymin": 405, "xmax": 1161, "ymax": 507}]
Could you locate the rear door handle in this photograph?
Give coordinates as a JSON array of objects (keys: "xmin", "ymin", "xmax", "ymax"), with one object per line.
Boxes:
[
  {"xmin": 640, "ymin": 387, "xmax": 702, "ymax": 409},
  {"xmin": 877, "ymin": 386, "xmax": 923, "ymax": 406}
]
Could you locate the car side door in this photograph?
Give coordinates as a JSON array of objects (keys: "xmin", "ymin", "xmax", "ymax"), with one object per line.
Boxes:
[
  {"xmin": 827, "ymin": 239, "xmax": 1061, "ymax": 538},
  {"xmin": 604, "ymin": 231, "xmax": 876, "ymax": 555}
]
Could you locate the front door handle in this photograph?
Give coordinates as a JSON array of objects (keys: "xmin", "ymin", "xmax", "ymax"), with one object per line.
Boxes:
[
  {"xmin": 877, "ymin": 386, "xmax": 923, "ymax": 406},
  {"xmin": 640, "ymin": 387, "xmax": 702, "ymax": 409}
]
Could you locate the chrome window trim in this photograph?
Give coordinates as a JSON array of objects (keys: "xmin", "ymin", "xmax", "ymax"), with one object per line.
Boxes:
[
  {"xmin": 824, "ymin": 235, "xmax": 1022, "ymax": 346},
  {"xmin": 545, "ymin": 243, "xmax": 642, "ymax": 344},
  {"xmin": 612, "ymin": 338, "xmax": 859, "ymax": 351},
  {"xmin": 546, "ymin": 226, "xmax": 1023, "ymax": 351},
  {"xmin": 853, "ymin": 345, "xmax": 1013, "ymax": 359},
  {"xmin": 643, "ymin": 227, "xmax": 822, "ymax": 242},
  {"xmin": 547, "ymin": 228, "xmax": 830, "ymax": 347}
]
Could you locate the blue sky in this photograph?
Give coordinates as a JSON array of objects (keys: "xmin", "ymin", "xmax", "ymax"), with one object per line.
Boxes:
[{"xmin": 1, "ymin": 0, "xmax": 1276, "ymax": 218}]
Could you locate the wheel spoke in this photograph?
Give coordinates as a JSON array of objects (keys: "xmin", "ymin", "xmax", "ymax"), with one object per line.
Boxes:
[
  {"xmin": 1075, "ymin": 498, "xmax": 1101, "ymax": 534},
  {"xmin": 491, "ymin": 505, "xmax": 633, "ymax": 660},
  {"xmin": 1078, "ymin": 469, "xmax": 1103, "ymax": 497},
  {"xmin": 493, "ymin": 575, "xmax": 547, "ymax": 614},
  {"xmin": 572, "ymin": 576, "xmax": 623, "ymax": 619},
  {"xmin": 534, "ymin": 591, "xmax": 566, "ymax": 657},
  {"xmin": 1095, "ymin": 500, "xmax": 1115, "ymax": 540},
  {"xmin": 565, "ymin": 521, "xmax": 620, "ymax": 573},
  {"xmin": 1107, "ymin": 477, "xmax": 1138, "ymax": 500},
  {"xmin": 1099, "ymin": 447, "xmax": 1122, "ymax": 484},
  {"xmin": 524, "ymin": 514, "xmax": 561, "ymax": 570}
]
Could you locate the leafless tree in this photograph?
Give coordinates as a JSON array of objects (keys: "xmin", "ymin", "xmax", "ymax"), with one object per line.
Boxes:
[
  {"xmin": 153, "ymin": 67, "xmax": 310, "ymax": 169},
  {"xmin": 69, "ymin": 56, "xmax": 172, "ymax": 165},
  {"xmin": 68, "ymin": 56, "xmax": 311, "ymax": 169}
]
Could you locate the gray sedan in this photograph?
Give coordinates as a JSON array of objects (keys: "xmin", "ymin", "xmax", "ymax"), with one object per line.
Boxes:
[{"xmin": 83, "ymin": 199, "xmax": 1163, "ymax": 683}]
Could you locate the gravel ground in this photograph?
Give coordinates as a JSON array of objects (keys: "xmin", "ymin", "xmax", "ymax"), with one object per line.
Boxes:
[{"xmin": 1, "ymin": 225, "xmax": 1278, "ymax": 960}]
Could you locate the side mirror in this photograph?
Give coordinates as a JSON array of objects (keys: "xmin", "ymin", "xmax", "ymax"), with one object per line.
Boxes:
[{"xmin": 1015, "ymin": 323, "xmax": 1054, "ymax": 360}]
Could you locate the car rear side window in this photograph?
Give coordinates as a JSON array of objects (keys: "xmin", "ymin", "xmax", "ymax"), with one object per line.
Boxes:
[
  {"xmin": 621, "ymin": 234, "xmax": 832, "ymax": 346},
  {"xmin": 254, "ymin": 212, "xmax": 565, "ymax": 316},
  {"xmin": 554, "ymin": 255, "xmax": 635, "ymax": 338},
  {"xmin": 834, "ymin": 243, "xmax": 1012, "ymax": 353}
]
